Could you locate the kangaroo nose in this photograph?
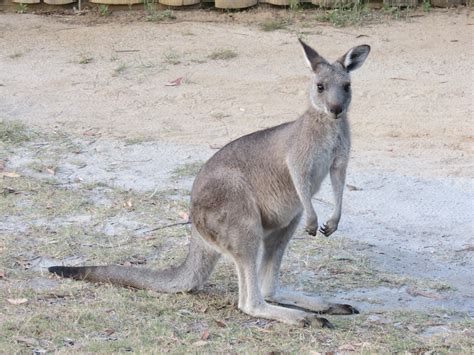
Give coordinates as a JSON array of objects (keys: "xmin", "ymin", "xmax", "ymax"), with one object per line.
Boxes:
[{"xmin": 329, "ymin": 105, "xmax": 342, "ymax": 115}]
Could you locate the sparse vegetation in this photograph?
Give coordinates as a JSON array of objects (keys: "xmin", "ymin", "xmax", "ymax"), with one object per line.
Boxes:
[
  {"xmin": 317, "ymin": 0, "xmax": 372, "ymax": 27},
  {"xmin": 260, "ymin": 19, "xmax": 290, "ymax": 32},
  {"xmin": 208, "ymin": 49, "xmax": 238, "ymax": 61},
  {"xmin": 162, "ymin": 50, "xmax": 181, "ymax": 65},
  {"xmin": 144, "ymin": 0, "xmax": 176, "ymax": 22},
  {"xmin": 15, "ymin": 3, "xmax": 27, "ymax": 13},
  {"xmin": 113, "ymin": 62, "xmax": 128, "ymax": 76},
  {"xmin": 79, "ymin": 55, "xmax": 93, "ymax": 65},
  {"xmin": 8, "ymin": 52, "xmax": 23, "ymax": 59},
  {"xmin": 288, "ymin": 0, "xmax": 300, "ymax": 12},
  {"xmin": 0, "ymin": 120, "xmax": 33, "ymax": 145},
  {"xmin": 98, "ymin": 4, "xmax": 110, "ymax": 17},
  {"xmin": 171, "ymin": 161, "xmax": 204, "ymax": 179},
  {"xmin": 422, "ymin": 0, "xmax": 431, "ymax": 12}
]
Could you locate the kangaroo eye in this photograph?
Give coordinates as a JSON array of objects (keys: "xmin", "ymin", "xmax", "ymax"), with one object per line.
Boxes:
[
  {"xmin": 343, "ymin": 83, "xmax": 351, "ymax": 92},
  {"xmin": 317, "ymin": 83, "xmax": 324, "ymax": 93}
]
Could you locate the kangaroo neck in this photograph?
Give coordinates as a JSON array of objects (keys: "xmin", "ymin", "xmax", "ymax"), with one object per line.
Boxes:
[{"xmin": 299, "ymin": 106, "xmax": 348, "ymax": 132}]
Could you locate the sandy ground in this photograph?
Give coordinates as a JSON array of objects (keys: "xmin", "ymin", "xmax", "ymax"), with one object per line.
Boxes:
[{"xmin": 1, "ymin": 8, "xmax": 473, "ymax": 320}]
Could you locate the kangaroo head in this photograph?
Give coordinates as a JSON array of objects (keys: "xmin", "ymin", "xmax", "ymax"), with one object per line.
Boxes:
[{"xmin": 299, "ymin": 39, "xmax": 370, "ymax": 119}]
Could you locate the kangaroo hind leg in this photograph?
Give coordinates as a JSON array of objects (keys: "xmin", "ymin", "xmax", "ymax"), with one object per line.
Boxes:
[{"xmin": 259, "ymin": 217, "xmax": 358, "ymax": 315}]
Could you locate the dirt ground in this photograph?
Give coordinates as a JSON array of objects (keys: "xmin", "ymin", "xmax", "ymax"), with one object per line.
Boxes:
[{"xmin": 0, "ymin": 7, "xmax": 473, "ymax": 353}]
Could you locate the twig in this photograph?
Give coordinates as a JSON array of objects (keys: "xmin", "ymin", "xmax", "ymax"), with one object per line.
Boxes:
[
  {"xmin": 389, "ymin": 77, "xmax": 413, "ymax": 81},
  {"xmin": 114, "ymin": 49, "xmax": 140, "ymax": 53},
  {"xmin": 118, "ymin": 159, "xmax": 152, "ymax": 163},
  {"xmin": 140, "ymin": 221, "xmax": 190, "ymax": 234},
  {"xmin": 149, "ymin": 187, "xmax": 159, "ymax": 198}
]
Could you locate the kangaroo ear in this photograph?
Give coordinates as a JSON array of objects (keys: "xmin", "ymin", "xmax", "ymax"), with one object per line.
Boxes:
[
  {"xmin": 337, "ymin": 45, "xmax": 371, "ymax": 72},
  {"xmin": 298, "ymin": 38, "xmax": 327, "ymax": 72}
]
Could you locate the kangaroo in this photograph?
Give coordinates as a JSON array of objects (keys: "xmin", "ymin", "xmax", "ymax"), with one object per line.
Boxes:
[{"xmin": 49, "ymin": 39, "xmax": 370, "ymax": 328}]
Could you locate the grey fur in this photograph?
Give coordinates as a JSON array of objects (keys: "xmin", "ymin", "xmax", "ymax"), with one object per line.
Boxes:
[{"xmin": 49, "ymin": 40, "xmax": 370, "ymax": 327}]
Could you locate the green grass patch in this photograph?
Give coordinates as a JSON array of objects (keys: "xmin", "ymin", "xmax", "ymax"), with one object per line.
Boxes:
[
  {"xmin": 260, "ymin": 19, "xmax": 290, "ymax": 32},
  {"xmin": 208, "ymin": 49, "xmax": 238, "ymax": 61},
  {"xmin": 0, "ymin": 120, "xmax": 34, "ymax": 145},
  {"xmin": 170, "ymin": 161, "xmax": 204, "ymax": 180}
]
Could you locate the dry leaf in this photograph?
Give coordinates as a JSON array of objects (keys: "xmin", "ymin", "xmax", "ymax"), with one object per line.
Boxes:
[
  {"xmin": 0, "ymin": 172, "xmax": 21, "ymax": 178},
  {"xmin": 46, "ymin": 167, "xmax": 56, "ymax": 176},
  {"xmin": 192, "ymin": 340, "xmax": 208, "ymax": 347},
  {"xmin": 346, "ymin": 184, "xmax": 363, "ymax": 191},
  {"xmin": 178, "ymin": 211, "xmax": 189, "ymax": 221},
  {"xmin": 200, "ymin": 329, "xmax": 210, "ymax": 341},
  {"xmin": 215, "ymin": 319, "xmax": 227, "ymax": 328},
  {"xmin": 104, "ymin": 328, "xmax": 115, "ymax": 336},
  {"xmin": 7, "ymin": 298, "xmax": 28, "ymax": 305},
  {"xmin": 165, "ymin": 77, "xmax": 183, "ymax": 87},
  {"xmin": 0, "ymin": 270, "xmax": 5, "ymax": 279}
]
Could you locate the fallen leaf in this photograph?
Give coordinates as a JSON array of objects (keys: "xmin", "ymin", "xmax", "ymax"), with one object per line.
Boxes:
[
  {"xmin": 346, "ymin": 184, "xmax": 363, "ymax": 191},
  {"xmin": 200, "ymin": 329, "xmax": 210, "ymax": 341},
  {"xmin": 0, "ymin": 270, "xmax": 5, "ymax": 279},
  {"xmin": 7, "ymin": 298, "xmax": 28, "ymax": 305},
  {"xmin": 165, "ymin": 77, "xmax": 183, "ymax": 87},
  {"xmin": 104, "ymin": 328, "xmax": 115, "ymax": 336},
  {"xmin": 0, "ymin": 172, "xmax": 21, "ymax": 178},
  {"xmin": 178, "ymin": 211, "xmax": 189, "ymax": 221},
  {"xmin": 192, "ymin": 340, "xmax": 208, "ymax": 347},
  {"xmin": 46, "ymin": 167, "xmax": 56, "ymax": 176},
  {"xmin": 215, "ymin": 319, "xmax": 227, "ymax": 328}
]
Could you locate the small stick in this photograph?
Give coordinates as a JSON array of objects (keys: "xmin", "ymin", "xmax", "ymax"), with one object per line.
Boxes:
[
  {"xmin": 140, "ymin": 221, "xmax": 190, "ymax": 234},
  {"xmin": 115, "ymin": 49, "xmax": 140, "ymax": 53}
]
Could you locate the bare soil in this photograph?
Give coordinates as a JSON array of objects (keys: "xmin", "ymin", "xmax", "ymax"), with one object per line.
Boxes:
[{"xmin": 0, "ymin": 8, "xmax": 473, "ymax": 353}]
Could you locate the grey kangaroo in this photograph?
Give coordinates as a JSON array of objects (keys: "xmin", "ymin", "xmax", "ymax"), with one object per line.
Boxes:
[{"xmin": 49, "ymin": 39, "xmax": 370, "ymax": 328}]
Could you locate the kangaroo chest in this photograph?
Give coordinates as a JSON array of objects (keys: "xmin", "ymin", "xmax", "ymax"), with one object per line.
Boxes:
[{"xmin": 308, "ymin": 127, "xmax": 348, "ymax": 195}]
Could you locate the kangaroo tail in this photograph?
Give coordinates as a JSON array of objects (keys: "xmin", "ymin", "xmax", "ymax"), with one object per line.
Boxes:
[{"xmin": 49, "ymin": 231, "xmax": 220, "ymax": 293}]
